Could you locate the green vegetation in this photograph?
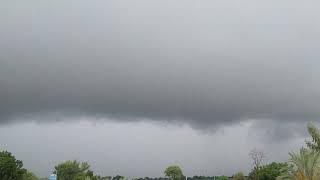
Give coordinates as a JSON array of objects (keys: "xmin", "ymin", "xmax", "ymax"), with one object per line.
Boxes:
[
  {"xmin": 277, "ymin": 148, "xmax": 320, "ymax": 180},
  {"xmin": 0, "ymin": 150, "xmax": 28, "ymax": 180},
  {"xmin": 306, "ymin": 123, "xmax": 320, "ymax": 151},
  {"xmin": 249, "ymin": 162, "xmax": 287, "ymax": 180},
  {"xmin": 23, "ymin": 171, "xmax": 39, "ymax": 180},
  {"xmin": 54, "ymin": 160, "xmax": 103, "ymax": 180},
  {"xmin": 214, "ymin": 176, "xmax": 228, "ymax": 180},
  {"xmin": 276, "ymin": 122, "xmax": 320, "ymax": 180},
  {"xmin": 164, "ymin": 165, "xmax": 184, "ymax": 180},
  {"xmin": 233, "ymin": 172, "xmax": 245, "ymax": 180}
]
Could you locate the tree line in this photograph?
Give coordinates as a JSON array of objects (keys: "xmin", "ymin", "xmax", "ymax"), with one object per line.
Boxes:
[{"xmin": 2, "ymin": 123, "xmax": 320, "ymax": 180}]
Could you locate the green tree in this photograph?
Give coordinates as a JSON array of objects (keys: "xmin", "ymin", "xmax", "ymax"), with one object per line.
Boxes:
[
  {"xmin": 164, "ymin": 165, "xmax": 183, "ymax": 180},
  {"xmin": 0, "ymin": 150, "xmax": 27, "ymax": 180},
  {"xmin": 306, "ymin": 123, "xmax": 320, "ymax": 151},
  {"xmin": 277, "ymin": 148, "xmax": 320, "ymax": 180},
  {"xmin": 54, "ymin": 160, "xmax": 90, "ymax": 180},
  {"xmin": 23, "ymin": 171, "xmax": 39, "ymax": 180},
  {"xmin": 85, "ymin": 170, "xmax": 100, "ymax": 180},
  {"xmin": 101, "ymin": 176, "xmax": 112, "ymax": 180},
  {"xmin": 233, "ymin": 172, "xmax": 245, "ymax": 180},
  {"xmin": 249, "ymin": 162, "xmax": 287, "ymax": 180},
  {"xmin": 112, "ymin": 175, "xmax": 126, "ymax": 180},
  {"xmin": 215, "ymin": 176, "xmax": 228, "ymax": 180}
]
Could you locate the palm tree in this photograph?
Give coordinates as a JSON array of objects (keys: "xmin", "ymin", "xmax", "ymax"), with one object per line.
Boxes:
[{"xmin": 277, "ymin": 148, "xmax": 320, "ymax": 180}]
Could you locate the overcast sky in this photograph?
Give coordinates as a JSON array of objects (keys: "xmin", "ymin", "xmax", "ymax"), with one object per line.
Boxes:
[{"xmin": 0, "ymin": 0, "xmax": 320, "ymax": 178}]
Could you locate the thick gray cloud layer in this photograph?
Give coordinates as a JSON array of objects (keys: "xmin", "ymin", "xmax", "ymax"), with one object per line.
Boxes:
[{"xmin": 1, "ymin": 1, "xmax": 320, "ymax": 128}]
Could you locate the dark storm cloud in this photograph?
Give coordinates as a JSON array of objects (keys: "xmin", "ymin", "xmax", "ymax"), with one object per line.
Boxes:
[{"xmin": 1, "ymin": 1, "xmax": 320, "ymax": 128}]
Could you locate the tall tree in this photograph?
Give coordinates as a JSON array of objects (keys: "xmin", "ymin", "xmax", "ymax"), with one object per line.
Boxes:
[
  {"xmin": 0, "ymin": 150, "xmax": 27, "ymax": 180},
  {"xmin": 306, "ymin": 123, "xmax": 320, "ymax": 151},
  {"xmin": 249, "ymin": 149, "xmax": 265, "ymax": 180},
  {"xmin": 277, "ymin": 148, "xmax": 320, "ymax": 180},
  {"xmin": 164, "ymin": 165, "xmax": 183, "ymax": 180},
  {"xmin": 54, "ymin": 160, "xmax": 90, "ymax": 180},
  {"xmin": 249, "ymin": 162, "xmax": 287, "ymax": 180}
]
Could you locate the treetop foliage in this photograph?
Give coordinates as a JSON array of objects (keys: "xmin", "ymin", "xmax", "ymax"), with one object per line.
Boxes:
[
  {"xmin": 277, "ymin": 148, "xmax": 320, "ymax": 180},
  {"xmin": 249, "ymin": 162, "xmax": 287, "ymax": 180},
  {"xmin": 0, "ymin": 150, "xmax": 28, "ymax": 180},
  {"xmin": 54, "ymin": 160, "xmax": 98, "ymax": 180},
  {"xmin": 164, "ymin": 165, "xmax": 184, "ymax": 180},
  {"xmin": 233, "ymin": 172, "xmax": 245, "ymax": 180},
  {"xmin": 306, "ymin": 123, "xmax": 320, "ymax": 151}
]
